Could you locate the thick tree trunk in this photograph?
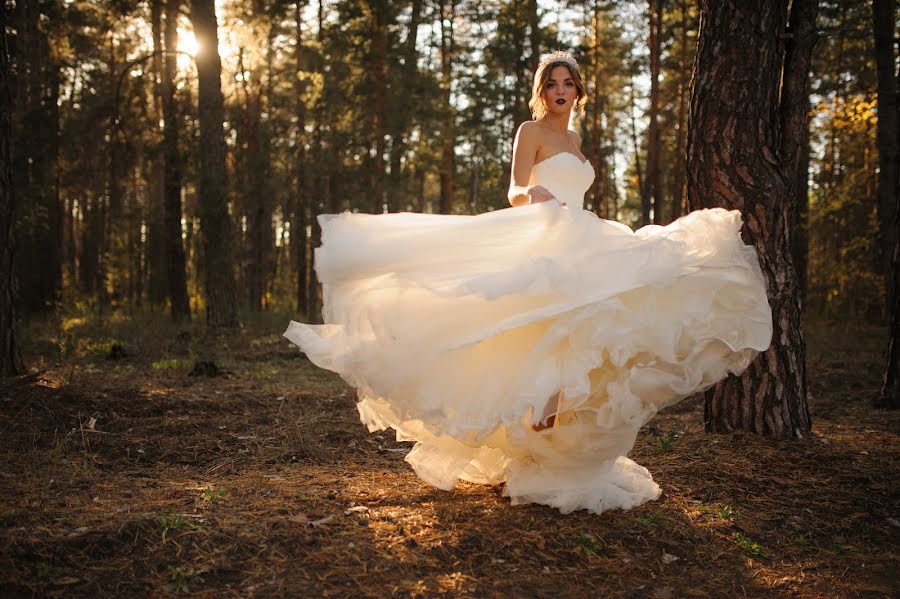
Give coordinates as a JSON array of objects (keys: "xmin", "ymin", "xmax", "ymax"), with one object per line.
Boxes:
[
  {"xmin": 646, "ymin": 0, "xmax": 663, "ymax": 225},
  {"xmin": 687, "ymin": 0, "xmax": 815, "ymax": 438},
  {"xmin": 873, "ymin": 0, "xmax": 899, "ymax": 324},
  {"xmin": 190, "ymin": 0, "xmax": 238, "ymax": 327},
  {"xmin": 438, "ymin": 1, "xmax": 455, "ymax": 215},
  {"xmin": 162, "ymin": 0, "xmax": 191, "ymax": 320},
  {"xmin": 874, "ymin": 0, "xmax": 900, "ymax": 409},
  {"xmin": 0, "ymin": 5, "xmax": 23, "ymax": 376}
]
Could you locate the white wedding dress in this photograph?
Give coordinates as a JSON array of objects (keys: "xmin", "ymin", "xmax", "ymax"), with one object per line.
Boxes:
[{"xmin": 284, "ymin": 152, "xmax": 772, "ymax": 514}]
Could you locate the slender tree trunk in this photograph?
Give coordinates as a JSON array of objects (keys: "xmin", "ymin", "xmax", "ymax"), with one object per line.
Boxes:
[
  {"xmin": 873, "ymin": 0, "xmax": 899, "ymax": 325},
  {"xmin": 438, "ymin": 0, "xmax": 455, "ymax": 215},
  {"xmin": 874, "ymin": 0, "xmax": 900, "ymax": 409},
  {"xmin": 688, "ymin": 0, "xmax": 816, "ymax": 438},
  {"xmin": 527, "ymin": 0, "xmax": 540, "ymax": 75},
  {"xmin": 646, "ymin": 0, "xmax": 663, "ymax": 225},
  {"xmin": 670, "ymin": 0, "xmax": 689, "ymax": 221},
  {"xmin": 629, "ymin": 77, "xmax": 646, "ymax": 220},
  {"xmin": 0, "ymin": 5, "xmax": 23, "ymax": 376},
  {"xmin": 387, "ymin": 0, "xmax": 422, "ymax": 213},
  {"xmin": 14, "ymin": 0, "xmax": 60, "ymax": 312},
  {"xmin": 791, "ymin": 119, "xmax": 810, "ymax": 307},
  {"xmin": 147, "ymin": 0, "xmax": 167, "ymax": 304},
  {"xmin": 162, "ymin": 0, "xmax": 191, "ymax": 320},
  {"xmin": 306, "ymin": 0, "xmax": 326, "ymax": 323},
  {"xmin": 294, "ymin": 0, "xmax": 309, "ymax": 315},
  {"xmin": 370, "ymin": 3, "xmax": 387, "ymax": 214},
  {"xmin": 190, "ymin": 0, "xmax": 238, "ymax": 327}
]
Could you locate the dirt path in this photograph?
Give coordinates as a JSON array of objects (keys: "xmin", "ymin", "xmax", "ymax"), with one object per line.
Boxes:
[{"xmin": 1, "ymin": 315, "xmax": 898, "ymax": 597}]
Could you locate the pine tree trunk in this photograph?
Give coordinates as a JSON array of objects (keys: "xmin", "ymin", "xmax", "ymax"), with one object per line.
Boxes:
[
  {"xmin": 370, "ymin": 4, "xmax": 387, "ymax": 214},
  {"xmin": 646, "ymin": 0, "xmax": 663, "ymax": 225},
  {"xmin": 387, "ymin": 0, "xmax": 421, "ymax": 214},
  {"xmin": 791, "ymin": 119, "xmax": 810, "ymax": 307},
  {"xmin": 14, "ymin": 0, "xmax": 61, "ymax": 312},
  {"xmin": 439, "ymin": 1, "xmax": 455, "ymax": 215},
  {"xmin": 874, "ymin": 0, "xmax": 899, "ymax": 409},
  {"xmin": 670, "ymin": 0, "xmax": 689, "ymax": 221},
  {"xmin": 294, "ymin": 0, "xmax": 309, "ymax": 315},
  {"xmin": 162, "ymin": 0, "xmax": 191, "ymax": 321},
  {"xmin": 190, "ymin": 0, "xmax": 238, "ymax": 327},
  {"xmin": 873, "ymin": 0, "xmax": 899, "ymax": 325},
  {"xmin": 629, "ymin": 78, "xmax": 646, "ymax": 222},
  {"xmin": 0, "ymin": 5, "xmax": 23, "ymax": 376},
  {"xmin": 688, "ymin": 0, "xmax": 815, "ymax": 438}
]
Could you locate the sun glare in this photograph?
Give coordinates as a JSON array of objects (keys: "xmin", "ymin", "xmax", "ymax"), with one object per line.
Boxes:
[{"xmin": 177, "ymin": 29, "xmax": 199, "ymax": 70}]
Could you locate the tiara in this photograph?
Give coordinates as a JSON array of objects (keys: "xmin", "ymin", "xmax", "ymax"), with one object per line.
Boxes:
[{"xmin": 538, "ymin": 50, "xmax": 578, "ymax": 72}]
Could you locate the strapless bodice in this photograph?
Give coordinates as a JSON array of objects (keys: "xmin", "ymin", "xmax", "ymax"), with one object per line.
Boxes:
[{"xmin": 529, "ymin": 152, "xmax": 595, "ymax": 210}]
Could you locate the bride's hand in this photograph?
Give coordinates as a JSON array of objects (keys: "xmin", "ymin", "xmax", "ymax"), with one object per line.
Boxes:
[{"xmin": 526, "ymin": 185, "xmax": 556, "ymax": 204}]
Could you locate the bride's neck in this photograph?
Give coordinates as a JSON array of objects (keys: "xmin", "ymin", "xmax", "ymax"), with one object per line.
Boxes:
[{"xmin": 538, "ymin": 113, "xmax": 570, "ymax": 133}]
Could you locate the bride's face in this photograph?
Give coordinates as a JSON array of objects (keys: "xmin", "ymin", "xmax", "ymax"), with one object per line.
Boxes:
[{"xmin": 542, "ymin": 65, "xmax": 578, "ymax": 115}]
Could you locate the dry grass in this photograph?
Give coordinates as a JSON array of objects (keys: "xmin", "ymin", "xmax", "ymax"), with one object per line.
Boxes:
[{"xmin": 0, "ymin": 311, "xmax": 897, "ymax": 597}]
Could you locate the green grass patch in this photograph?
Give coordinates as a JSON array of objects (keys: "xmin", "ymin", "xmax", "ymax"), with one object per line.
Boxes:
[
  {"xmin": 151, "ymin": 358, "xmax": 192, "ymax": 371},
  {"xmin": 734, "ymin": 532, "xmax": 768, "ymax": 560},
  {"xmin": 573, "ymin": 529, "xmax": 606, "ymax": 557},
  {"xmin": 156, "ymin": 509, "xmax": 200, "ymax": 541},
  {"xmin": 654, "ymin": 432, "xmax": 677, "ymax": 452},
  {"xmin": 636, "ymin": 512, "xmax": 666, "ymax": 527}
]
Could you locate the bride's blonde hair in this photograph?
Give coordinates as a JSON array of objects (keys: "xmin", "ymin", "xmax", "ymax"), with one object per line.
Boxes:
[{"xmin": 528, "ymin": 50, "xmax": 587, "ymax": 120}]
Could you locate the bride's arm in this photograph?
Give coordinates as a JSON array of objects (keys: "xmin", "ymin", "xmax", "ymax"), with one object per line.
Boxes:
[{"xmin": 507, "ymin": 122, "xmax": 555, "ymax": 207}]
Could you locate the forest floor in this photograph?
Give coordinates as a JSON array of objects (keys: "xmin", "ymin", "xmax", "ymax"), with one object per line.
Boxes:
[{"xmin": 1, "ymin": 309, "xmax": 898, "ymax": 598}]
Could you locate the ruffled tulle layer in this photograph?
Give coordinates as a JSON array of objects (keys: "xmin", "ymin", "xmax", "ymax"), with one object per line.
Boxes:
[{"xmin": 284, "ymin": 204, "xmax": 772, "ymax": 514}]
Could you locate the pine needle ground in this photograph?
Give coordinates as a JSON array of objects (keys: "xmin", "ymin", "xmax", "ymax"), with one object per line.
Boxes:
[{"xmin": 1, "ymin": 313, "xmax": 897, "ymax": 597}]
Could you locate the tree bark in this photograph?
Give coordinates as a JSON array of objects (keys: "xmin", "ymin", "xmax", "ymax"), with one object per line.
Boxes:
[
  {"xmin": 687, "ymin": 0, "xmax": 816, "ymax": 438},
  {"xmin": 190, "ymin": 0, "xmax": 238, "ymax": 327},
  {"xmin": 162, "ymin": 0, "xmax": 191, "ymax": 321},
  {"xmin": 0, "ymin": 4, "xmax": 23, "ymax": 376},
  {"xmin": 874, "ymin": 0, "xmax": 899, "ymax": 409}
]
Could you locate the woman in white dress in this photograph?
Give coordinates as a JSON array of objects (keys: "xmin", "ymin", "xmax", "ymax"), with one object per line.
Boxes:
[{"xmin": 284, "ymin": 50, "xmax": 772, "ymax": 515}]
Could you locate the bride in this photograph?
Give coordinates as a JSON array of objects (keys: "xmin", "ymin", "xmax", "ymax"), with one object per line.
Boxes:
[{"xmin": 284, "ymin": 50, "xmax": 772, "ymax": 515}]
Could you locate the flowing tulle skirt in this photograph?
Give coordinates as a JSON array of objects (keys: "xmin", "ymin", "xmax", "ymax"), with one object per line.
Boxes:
[{"xmin": 284, "ymin": 203, "xmax": 772, "ymax": 514}]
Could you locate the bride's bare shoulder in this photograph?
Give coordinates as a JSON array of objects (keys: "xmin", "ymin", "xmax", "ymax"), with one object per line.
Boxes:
[{"xmin": 514, "ymin": 121, "xmax": 545, "ymax": 150}]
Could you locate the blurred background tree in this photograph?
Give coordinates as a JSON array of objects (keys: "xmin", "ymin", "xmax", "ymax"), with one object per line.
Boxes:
[{"xmin": 2, "ymin": 0, "xmax": 891, "ymax": 334}]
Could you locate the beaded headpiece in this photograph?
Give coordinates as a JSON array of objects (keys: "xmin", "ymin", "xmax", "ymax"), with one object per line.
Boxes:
[{"xmin": 537, "ymin": 50, "xmax": 579, "ymax": 73}]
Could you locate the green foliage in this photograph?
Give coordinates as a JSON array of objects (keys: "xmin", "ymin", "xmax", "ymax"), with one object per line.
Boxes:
[
  {"xmin": 572, "ymin": 529, "xmax": 606, "ymax": 557},
  {"xmin": 199, "ymin": 486, "xmax": 227, "ymax": 503},
  {"xmin": 654, "ymin": 432, "xmax": 676, "ymax": 452},
  {"xmin": 635, "ymin": 512, "xmax": 665, "ymax": 527},
  {"xmin": 156, "ymin": 509, "xmax": 200, "ymax": 541},
  {"xmin": 733, "ymin": 532, "xmax": 768, "ymax": 560},
  {"xmin": 164, "ymin": 566, "xmax": 198, "ymax": 593}
]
